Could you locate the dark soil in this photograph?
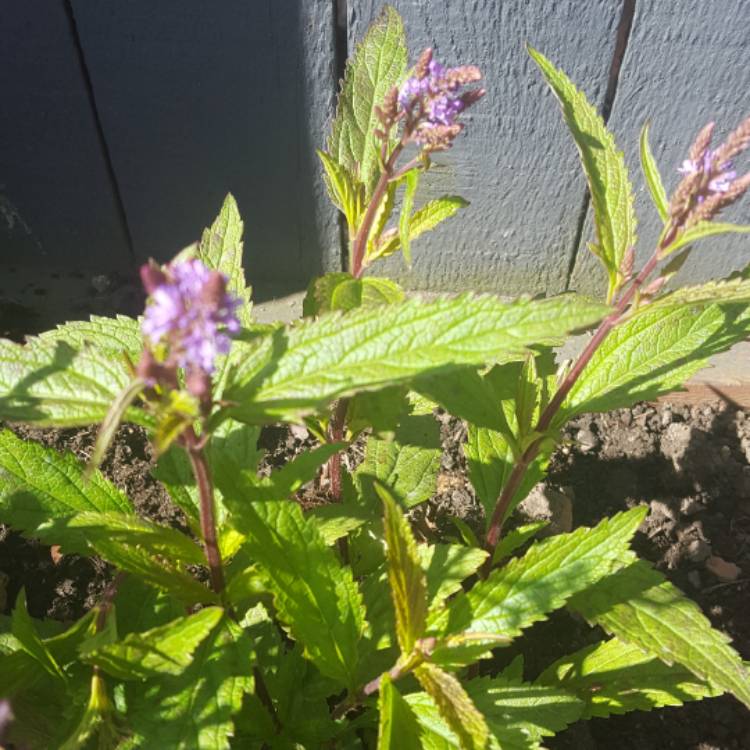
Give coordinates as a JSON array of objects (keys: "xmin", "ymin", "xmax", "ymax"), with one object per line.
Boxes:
[{"xmin": 1, "ymin": 400, "xmax": 749, "ymax": 748}]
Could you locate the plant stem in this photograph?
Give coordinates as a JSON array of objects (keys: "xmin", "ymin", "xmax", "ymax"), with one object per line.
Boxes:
[
  {"xmin": 185, "ymin": 427, "xmax": 225, "ymax": 595},
  {"xmin": 483, "ymin": 244, "xmax": 667, "ymax": 566},
  {"xmin": 327, "ymin": 398, "xmax": 350, "ymax": 500},
  {"xmin": 350, "ymin": 144, "xmax": 405, "ymax": 278}
]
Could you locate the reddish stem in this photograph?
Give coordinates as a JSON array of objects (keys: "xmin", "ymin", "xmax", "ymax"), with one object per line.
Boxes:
[
  {"xmin": 482, "ymin": 244, "xmax": 666, "ymax": 567},
  {"xmin": 185, "ymin": 427, "xmax": 225, "ymax": 595}
]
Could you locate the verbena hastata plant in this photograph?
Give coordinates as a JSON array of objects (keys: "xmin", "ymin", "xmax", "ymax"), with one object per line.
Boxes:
[{"xmin": 1, "ymin": 6, "xmax": 750, "ymax": 748}]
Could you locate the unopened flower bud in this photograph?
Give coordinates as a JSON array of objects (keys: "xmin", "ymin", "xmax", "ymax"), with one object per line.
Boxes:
[{"xmin": 140, "ymin": 261, "xmax": 168, "ymax": 295}]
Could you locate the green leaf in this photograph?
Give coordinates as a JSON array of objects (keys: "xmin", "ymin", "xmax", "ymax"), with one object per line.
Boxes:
[
  {"xmin": 639, "ymin": 122, "xmax": 669, "ymax": 221},
  {"xmin": 419, "ymin": 544, "xmax": 488, "ymax": 613},
  {"xmin": 563, "ymin": 301, "xmax": 740, "ymax": 417},
  {"xmin": 569, "ymin": 559, "xmax": 750, "ymax": 709},
  {"xmin": 414, "ymin": 662, "xmax": 489, "ymax": 750},
  {"xmin": 35, "ymin": 314, "xmax": 143, "ymax": 356},
  {"xmin": 377, "ymin": 482, "xmax": 429, "ymax": 653},
  {"xmin": 196, "ymin": 193, "xmax": 251, "ymax": 317},
  {"xmin": 665, "ymin": 220, "xmax": 750, "ymax": 256},
  {"xmin": 378, "ymin": 673, "xmax": 423, "ymax": 750},
  {"xmin": 225, "ymin": 293, "xmax": 608, "ymax": 424},
  {"xmin": 376, "ymin": 196, "xmax": 469, "ymax": 259},
  {"xmin": 225, "ymin": 498, "xmax": 366, "ymax": 689},
  {"xmin": 650, "ymin": 275, "xmax": 750, "ymax": 308},
  {"xmin": 64, "ymin": 514, "xmax": 216, "ymax": 605},
  {"xmin": 82, "ymin": 607, "xmax": 223, "ymax": 680},
  {"xmin": 127, "ymin": 616, "xmax": 253, "ymax": 750},
  {"xmin": 433, "ymin": 508, "xmax": 647, "ymax": 643},
  {"xmin": 356, "ymin": 414, "xmax": 441, "ymax": 509},
  {"xmin": 492, "ymin": 522, "xmax": 549, "ymax": 564},
  {"xmin": 308, "ymin": 502, "xmax": 372, "ymax": 545},
  {"xmin": 67, "ymin": 511, "xmax": 206, "ymax": 566},
  {"xmin": 347, "ymin": 384, "xmax": 410, "ymax": 436},
  {"xmin": 12, "ymin": 590, "xmax": 65, "ymax": 681},
  {"xmin": 530, "ymin": 47, "xmax": 637, "ymax": 300},
  {"xmin": 0, "ymin": 429, "xmax": 133, "ymax": 554},
  {"xmin": 318, "ymin": 150, "xmax": 363, "ymax": 234},
  {"xmin": 538, "ymin": 636, "xmax": 720, "ymax": 718},
  {"xmin": 304, "ymin": 273, "xmax": 405, "ymax": 317},
  {"xmin": 0, "ymin": 338, "xmax": 151, "ymax": 427},
  {"xmin": 466, "ymin": 674, "xmax": 583, "ymax": 750},
  {"xmin": 328, "ymin": 6, "xmax": 407, "ymax": 198},
  {"xmin": 399, "ymin": 169, "xmax": 420, "ymax": 267},
  {"xmin": 464, "ymin": 424, "xmax": 548, "ymax": 524}
]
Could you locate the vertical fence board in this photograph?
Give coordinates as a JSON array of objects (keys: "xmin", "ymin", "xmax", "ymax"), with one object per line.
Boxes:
[
  {"xmin": 0, "ymin": 0, "xmax": 130, "ymax": 273},
  {"xmin": 570, "ymin": 0, "xmax": 750, "ymax": 295},
  {"xmin": 70, "ymin": 1, "xmax": 340, "ymax": 297},
  {"xmin": 348, "ymin": 0, "xmax": 622, "ymax": 295}
]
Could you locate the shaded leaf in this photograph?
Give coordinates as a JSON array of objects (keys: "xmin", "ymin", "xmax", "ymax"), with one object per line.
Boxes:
[
  {"xmin": 538, "ymin": 636, "xmax": 720, "ymax": 718},
  {"xmin": 378, "ymin": 673, "xmax": 423, "ymax": 750},
  {"xmin": 569, "ymin": 559, "xmax": 750, "ymax": 709},
  {"xmin": 639, "ymin": 122, "xmax": 669, "ymax": 221}
]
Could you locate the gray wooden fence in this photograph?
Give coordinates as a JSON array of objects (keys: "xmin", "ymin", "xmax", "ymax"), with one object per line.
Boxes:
[{"xmin": 2, "ymin": 0, "xmax": 749, "ymax": 310}]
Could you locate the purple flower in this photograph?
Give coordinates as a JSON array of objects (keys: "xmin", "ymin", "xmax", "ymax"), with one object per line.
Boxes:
[
  {"xmin": 678, "ymin": 149, "xmax": 737, "ymax": 200},
  {"xmin": 397, "ymin": 53, "xmax": 482, "ymax": 146},
  {"xmin": 141, "ymin": 259, "xmax": 240, "ymax": 374}
]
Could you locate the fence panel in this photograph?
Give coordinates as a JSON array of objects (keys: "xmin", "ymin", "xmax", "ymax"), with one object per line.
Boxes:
[
  {"xmin": 70, "ymin": 0, "xmax": 341, "ymax": 298},
  {"xmin": 348, "ymin": 0, "xmax": 623, "ymax": 294},
  {"xmin": 0, "ymin": 0, "xmax": 131, "ymax": 273},
  {"xmin": 570, "ymin": 0, "xmax": 750, "ymax": 294}
]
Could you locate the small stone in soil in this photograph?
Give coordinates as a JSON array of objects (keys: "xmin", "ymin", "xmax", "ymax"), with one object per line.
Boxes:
[
  {"xmin": 517, "ymin": 484, "xmax": 573, "ymax": 536},
  {"xmin": 705, "ymin": 555, "xmax": 741, "ymax": 582}
]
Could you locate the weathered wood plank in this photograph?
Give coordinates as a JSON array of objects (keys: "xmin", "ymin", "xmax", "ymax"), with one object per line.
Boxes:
[
  {"xmin": 0, "ymin": 0, "xmax": 131, "ymax": 273},
  {"xmin": 70, "ymin": 1, "xmax": 340, "ymax": 296},
  {"xmin": 348, "ymin": 0, "xmax": 623, "ymax": 294},
  {"xmin": 570, "ymin": 0, "xmax": 750, "ymax": 296}
]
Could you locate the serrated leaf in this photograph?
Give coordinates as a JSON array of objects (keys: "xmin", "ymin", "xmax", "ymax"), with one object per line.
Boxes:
[
  {"xmin": 419, "ymin": 544, "xmax": 488, "ymax": 613},
  {"xmin": 377, "ymin": 482, "xmax": 428, "ymax": 653},
  {"xmin": 378, "ymin": 673, "xmax": 423, "ymax": 749},
  {"xmin": 563, "ymin": 302, "xmax": 737, "ymax": 417},
  {"xmin": 82, "ymin": 607, "xmax": 222, "ymax": 680},
  {"xmin": 640, "ymin": 122, "xmax": 669, "ymax": 221},
  {"xmin": 67, "ymin": 511, "xmax": 206, "ymax": 566},
  {"xmin": 433, "ymin": 508, "xmax": 647, "ymax": 643},
  {"xmin": 318, "ymin": 150, "xmax": 363, "ymax": 234},
  {"xmin": 0, "ymin": 338, "xmax": 151, "ymax": 427},
  {"xmin": 347, "ymin": 384, "xmax": 410, "ymax": 436},
  {"xmin": 224, "ymin": 498, "xmax": 365, "ymax": 689},
  {"xmin": 376, "ymin": 196, "xmax": 469, "ymax": 259},
  {"xmin": 464, "ymin": 425, "xmax": 548, "ymax": 525},
  {"xmin": 415, "ymin": 662, "xmax": 489, "ymax": 750},
  {"xmin": 127, "ymin": 616, "xmax": 252, "ymax": 750},
  {"xmin": 492, "ymin": 522, "xmax": 549, "ymax": 564},
  {"xmin": 650, "ymin": 275, "xmax": 750, "ymax": 308},
  {"xmin": 466, "ymin": 674, "xmax": 583, "ymax": 750},
  {"xmin": 35, "ymin": 314, "xmax": 143, "ymax": 356},
  {"xmin": 197, "ymin": 193, "xmax": 251, "ymax": 316},
  {"xmin": 0, "ymin": 429, "xmax": 133, "ymax": 554},
  {"xmin": 224, "ymin": 294, "xmax": 608, "ymax": 424},
  {"xmin": 12, "ymin": 590, "xmax": 65, "ymax": 681},
  {"xmin": 356, "ymin": 414, "xmax": 441, "ymax": 509},
  {"xmin": 538, "ymin": 636, "xmax": 720, "ymax": 718},
  {"xmin": 569, "ymin": 559, "xmax": 750, "ymax": 709},
  {"xmin": 329, "ymin": 6, "xmax": 407, "ymax": 198},
  {"xmin": 665, "ymin": 220, "xmax": 750, "ymax": 256},
  {"xmin": 399, "ymin": 169, "xmax": 420, "ymax": 267},
  {"xmin": 308, "ymin": 502, "xmax": 372, "ymax": 544},
  {"xmin": 304, "ymin": 273, "xmax": 405, "ymax": 318},
  {"xmin": 530, "ymin": 47, "xmax": 636, "ymax": 300}
]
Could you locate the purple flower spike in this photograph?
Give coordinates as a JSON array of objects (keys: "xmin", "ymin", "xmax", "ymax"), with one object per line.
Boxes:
[
  {"xmin": 396, "ymin": 50, "xmax": 484, "ymax": 150},
  {"xmin": 141, "ymin": 258, "xmax": 240, "ymax": 374},
  {"xmin": 677, "ymin": 149, "xmax": 737, "ymax": 196}
]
